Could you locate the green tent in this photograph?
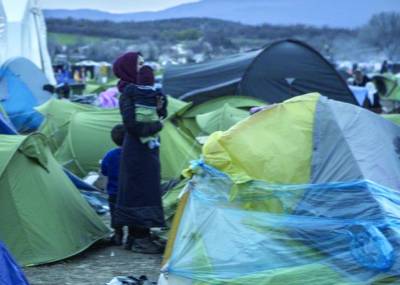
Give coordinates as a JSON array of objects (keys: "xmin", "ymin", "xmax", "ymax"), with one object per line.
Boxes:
[
  {"xmin": 383, "ymin": 114, "xmax": 400, "ymax": 126},
  {"xmin": 36, "ymin": 99, "xmax": 100, "ymax": 152},
  {"xmin": 174, "ymin": 96, "xmax": 264, "ymax": 140},
  {"xmin": 0, "ymin": 134, "xmax": 110, "ymax": 266},
  {"xmin": 50, "ymin": 97, "xmax": 201, "ymax": 180},
  {"xmin": 180, "ymin": 96, "xmax": 264, "ymax": 118},
  {"xmin": 372, "ymin": 74, "xmax": 400, "ymax": 101}
]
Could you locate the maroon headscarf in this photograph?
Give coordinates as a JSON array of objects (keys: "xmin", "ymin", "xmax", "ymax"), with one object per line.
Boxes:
[
  {"xmin": 113, "ymin": 52, "xmax": 141, "ymax": 92},
  {"xmin": 138, "ymin": 65, "xmax": 155, "ymax": 86}
]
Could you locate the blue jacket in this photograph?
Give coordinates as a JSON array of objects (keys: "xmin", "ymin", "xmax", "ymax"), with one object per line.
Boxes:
[{"xmin": 101, "ymin": 147, "xmax": 122, "ymax": 196}]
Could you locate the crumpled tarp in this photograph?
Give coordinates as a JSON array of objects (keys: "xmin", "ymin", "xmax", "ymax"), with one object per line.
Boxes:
[
  {"xmin": 0, "ymin": 241, "xmax": 29, "ymax": 285},
  {"xmin": 164, "ymin": 164, "xmax": 400, "ymax": 284}
]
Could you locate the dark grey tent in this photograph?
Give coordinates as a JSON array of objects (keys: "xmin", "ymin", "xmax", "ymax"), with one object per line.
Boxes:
[{"xmin": 163, "ymin": 39, "xmax": 357, "ymax": 105}]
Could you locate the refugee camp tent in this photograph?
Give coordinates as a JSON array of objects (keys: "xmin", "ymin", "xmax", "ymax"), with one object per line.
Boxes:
[
  {"xmin": 36, "ymin": 99, "xmax": 100, "ymax": 151},
  {"xmin": 47, "ymin": 97, "xmax": 201, "ymax": 180},
  {"xmin": 174, "ymin": 96, "xmax": 263, "ymax": 140},
  {"xmin": 162, "ymin": 93, "xmax": 400, "ymax": 285},
  {"xmin": 372, "ymin": 74, "xmax": 400, "ymax": 101},
  {"xmin": 0, "ymin": 134, "xmax": 110, "ymax": 266},
  {"xmin": 0, "ymin": 57, "xmax": 51, "ymax": 132},
  {"xmin": 0, "ymin": 241, "xmax": 29, "ymax": 285},
  {"xmin": 0, "ymin": 103, "xmax": 16, "ymax": 134},
  {"xmin": 0, "ymin": 0, "xmax": 55, "ymax": 83},
  {"xmin": 163, "ymin": 39, "xmax": 356, "ymax": 105}
]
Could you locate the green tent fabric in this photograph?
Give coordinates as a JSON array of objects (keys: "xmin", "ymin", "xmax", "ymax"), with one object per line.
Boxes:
[
  {"xmin": 196, "ymin": 104, "xmax": 249, "ymax": 135},
  {"xmin": 53, "ymin": 98, "xmax": 201, "ymax": 180},
  {"xmin": 181, "ymin": 96, "xmax": 264, "ymax": 118},
  {"xmin": 37, "ymin": 97, "xmax": 191, "ymax": 154},
  {"xmin": 383, "ymin": 114, "xmax": 400, "ymax": 126},
  {"xmin": 174, "ymin": 96, "xmax": 263, "ymax": 140},
  {"xmin": 36, "ymin": 99, "xmax": 100, "ymax": 152},
  {"xmin": 372, "ymin": 74, "xmax": 400, "ymax": 101},
  {"xmin": 0, "ymin": 134, "xmax": 110, "ymax": 266}
]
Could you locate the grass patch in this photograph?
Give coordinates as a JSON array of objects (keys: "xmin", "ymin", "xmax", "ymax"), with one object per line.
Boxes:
[{"xmin": 48, "ymin": 32, "xmax": 105, "ymax": 45}]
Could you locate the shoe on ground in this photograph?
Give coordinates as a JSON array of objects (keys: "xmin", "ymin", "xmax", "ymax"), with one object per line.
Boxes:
[{"xmin": 131, "ymin": 237, "xmax": 164, "ymax": 254}]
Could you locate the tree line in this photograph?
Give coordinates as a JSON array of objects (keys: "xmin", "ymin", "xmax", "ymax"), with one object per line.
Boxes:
[{"xmin": 46, "ymin": 12, "xmax": 400, "ymax": 62}]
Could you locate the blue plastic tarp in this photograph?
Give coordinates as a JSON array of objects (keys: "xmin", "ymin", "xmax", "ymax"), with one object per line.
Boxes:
[
  {"xmin": 0, "ymin": 113, "xmax": 16, "ymax": 135},
  {"xmin": 166, "ymin": 164, "xmax": 400, "ymax": 284},
  {"xmin": 0, "ymin": 241, "xmax": 30, "ymax": 285}
]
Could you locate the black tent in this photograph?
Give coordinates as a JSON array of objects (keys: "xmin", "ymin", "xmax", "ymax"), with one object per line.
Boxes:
[{"xmin": 162, "ymin": 39, "xmax": 357, "ymax": 105}]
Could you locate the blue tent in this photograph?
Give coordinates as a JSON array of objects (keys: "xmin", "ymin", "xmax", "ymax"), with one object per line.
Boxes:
[
  {"xmin": 0, "ymin": 241, "xmax": 30, "ymax": 285},
  {"xmin": 0, "ymin": 57, "xmax": 51, "ymax": 133},
  {"xmin": 0, "ymin": 110, "xmax": 16, "ymax": 135}
]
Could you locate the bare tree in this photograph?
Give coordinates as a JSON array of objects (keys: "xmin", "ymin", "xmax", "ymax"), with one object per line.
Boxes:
[{"xmin": 360, "ymin": 12, "xmax": 400, "ymax": 60}]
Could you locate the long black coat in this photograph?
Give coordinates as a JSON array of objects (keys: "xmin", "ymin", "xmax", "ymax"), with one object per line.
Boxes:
[{"xmin": 115, "ymin": 84, "xmax": 167, "ymax": 228}]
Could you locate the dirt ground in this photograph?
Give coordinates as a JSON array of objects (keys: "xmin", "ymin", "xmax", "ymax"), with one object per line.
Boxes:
[{"xmin": 24, "ymin": 214, "xmax": 163, "ymax": 285}]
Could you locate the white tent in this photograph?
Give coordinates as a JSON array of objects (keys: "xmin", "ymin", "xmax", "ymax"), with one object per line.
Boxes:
[{"xmin": 0, "ymin": 0, "xmax": 55, "ymax": 84}]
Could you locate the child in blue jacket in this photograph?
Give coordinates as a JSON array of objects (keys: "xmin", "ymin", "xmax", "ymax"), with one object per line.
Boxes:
[{"xmin": 101, "ymin": 124, "xmax": 125, "ymax": 245}]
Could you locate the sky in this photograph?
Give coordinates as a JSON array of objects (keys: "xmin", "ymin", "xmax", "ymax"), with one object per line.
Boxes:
[{"xmin": 39, "ymin": 0, "xmax": 199, "ymax": 13}]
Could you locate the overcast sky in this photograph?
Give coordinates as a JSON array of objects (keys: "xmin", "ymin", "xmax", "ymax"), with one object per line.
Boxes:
[{"xmin": 39, "ymin": 0, "xmax": 199, "ymax": 13}]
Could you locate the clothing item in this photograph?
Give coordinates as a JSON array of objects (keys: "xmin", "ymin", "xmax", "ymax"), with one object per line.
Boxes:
[
  {"xmin": 113, "ymin": 52, "xmax": 141, "ymax": 92},
  {"xmin": 108, "ymin": 194, "xmax": 121, "ymax": 231},
  {"xmin": 131, "ymin": 237, "xmax": 164, "ymax": 254},
  {"xmin": 101, "ymin": 148, "xmax": 122, "ymax": 195},
  {"xmin": 124, "ymin": 227, "xmax": 151, "ymax": 250},
  {"xmin": 115, "ymin": 84, "xmax": 166, "ymax": 228}
]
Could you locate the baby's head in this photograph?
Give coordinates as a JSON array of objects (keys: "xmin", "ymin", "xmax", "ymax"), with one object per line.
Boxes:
[{"xmin": 138, "ymin": 65, "xmax": 155, "ymax": 86}]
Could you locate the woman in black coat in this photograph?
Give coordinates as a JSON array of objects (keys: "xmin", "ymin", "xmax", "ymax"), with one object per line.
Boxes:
[{"xmin": 113, "ymin": 52, "xmax": 167, "ymax": 253}]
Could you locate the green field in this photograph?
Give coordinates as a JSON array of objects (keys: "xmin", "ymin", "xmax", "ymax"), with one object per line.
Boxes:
[{"xmin": 48, "ymin": 32, "xmax": 106, "ymax": 45}]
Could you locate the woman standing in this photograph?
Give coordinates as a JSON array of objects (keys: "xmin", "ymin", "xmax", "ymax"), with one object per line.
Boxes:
[{"xmin": 113, "ymin": 52, "xmax": 166, "ymax": 254}]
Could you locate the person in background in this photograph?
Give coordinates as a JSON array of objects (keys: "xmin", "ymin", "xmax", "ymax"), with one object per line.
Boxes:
[
  {"xmin": 113, "ymin": 52, "xmax": 167, "ymax": 254},
  {"xmin": 351, "ymin": 63, "xmax": 359, "ymax": 75},
  {"xmin": 380, "ymin": 60, "xmax": 389, "ymax": 74},
  {"xmin": 101, "ymin": 124, "xmax": 125, "ymax": 245},
  {"xmin": 353, "ymin": 69, "xmax": 370, "ymax": 87},
  {"xmin": 73, "ymin": 70, "xmax": 81, "ymax": 82}
]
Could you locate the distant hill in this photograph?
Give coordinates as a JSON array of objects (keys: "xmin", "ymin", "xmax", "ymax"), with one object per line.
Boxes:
[{"xmin": 43, "ymin": 0, "xmax": 400, "ymax": 28}]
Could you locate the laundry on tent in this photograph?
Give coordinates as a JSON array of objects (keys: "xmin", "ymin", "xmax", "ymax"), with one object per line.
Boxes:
[{"xmin": 372, "ymin": 74, "xmax": 400, "ymax": 102}]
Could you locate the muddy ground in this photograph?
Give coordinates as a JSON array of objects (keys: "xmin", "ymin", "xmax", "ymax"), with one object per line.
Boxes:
[{"xmin": 24, "ymin": 214, "xmax": 163, "ymax": 285}]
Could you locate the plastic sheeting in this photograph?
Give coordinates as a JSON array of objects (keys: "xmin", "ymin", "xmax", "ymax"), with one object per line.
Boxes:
[
  {"xmin": 165, "ymin": 164, "xmax": 400, "ymax": 284},
  {"xmin": 0, "ymin": 110, "xmax": 16, "ymax": 134},
  {"xmin": 0, "ymin": 241, "xmax": 29, "ymax": 285}
]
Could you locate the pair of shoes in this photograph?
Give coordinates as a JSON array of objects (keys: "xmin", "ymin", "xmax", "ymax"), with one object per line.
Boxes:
[{"xmin": 131, "ymin": 237, "xmax": 164, "ymax": 254}]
